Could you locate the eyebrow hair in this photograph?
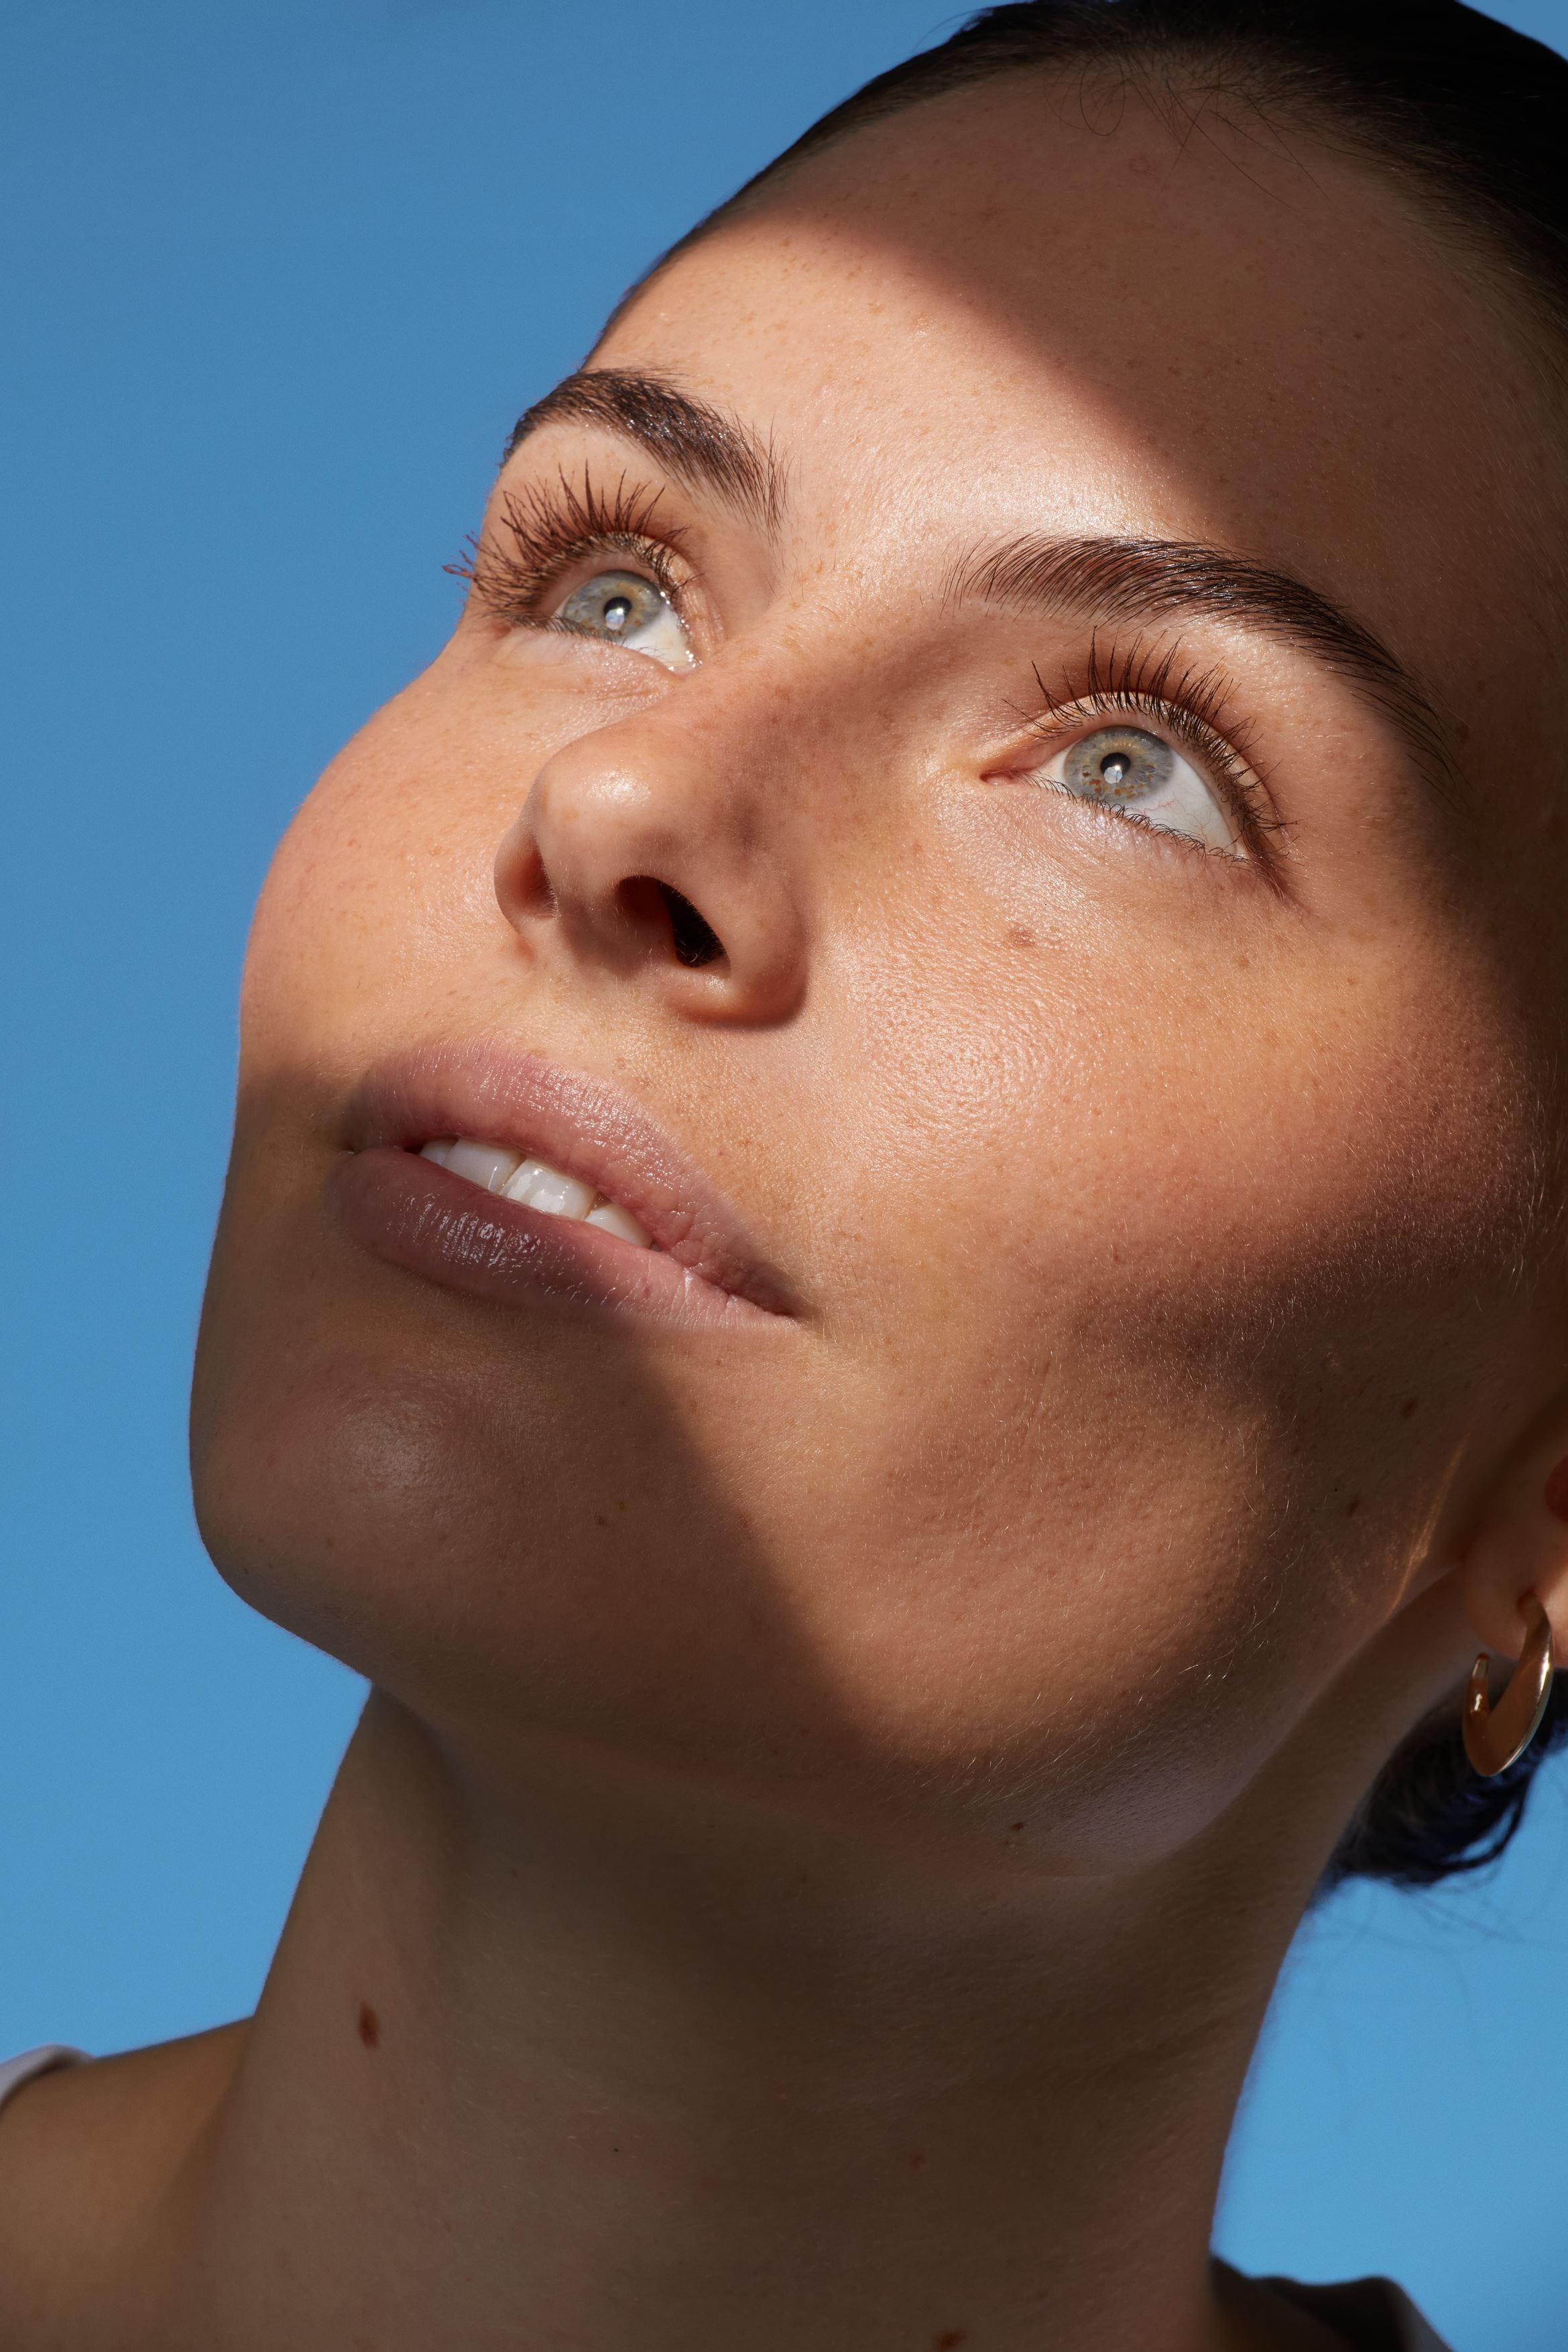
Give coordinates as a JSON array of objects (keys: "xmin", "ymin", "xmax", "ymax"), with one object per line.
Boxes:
[
  {"xmin": 503, "ymin": 369, "xmax": 785, "ymax": 534},
  {"xmin": 497, "ymin": 388, "xmax": 1453, "ymax": 790},
  {"xmin": 952, "ymin": 534, "xmax": 1455, "ymax": 792}
]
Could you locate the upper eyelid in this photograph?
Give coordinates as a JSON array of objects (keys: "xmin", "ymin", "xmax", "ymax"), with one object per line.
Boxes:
[
  {"xmin": 1023, "ymin": 686, "xmax": 1248, "ymax": 781},
  {"xmin": 1024, "ymin": 644, "xmax": 1248, "ymax": 753},
  {"xmin": 544, "ymin": 536, "xmax": 686, "ymax": 614},
  {"xmin": 1012, "ymin": 667, "xmax": 1285, "ymax": 866},
  {"xmin": 455, "ymin": 471, "xmax": 694, "ymax": 622}
]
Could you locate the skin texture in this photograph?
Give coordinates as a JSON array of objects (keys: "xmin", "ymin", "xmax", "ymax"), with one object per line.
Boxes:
[{"xmin": 5, "ymin": 66, "xmax": 1568, "ymax": 2352}]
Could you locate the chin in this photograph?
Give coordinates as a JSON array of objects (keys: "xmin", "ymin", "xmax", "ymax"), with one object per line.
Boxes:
[
  {"xmin": 188, "ymin": 1121, "xmax": 1360, "ymax": 1877},
  {"xmin": 190, "ymin": 1342, "xmax": 1309, "ymax": 1882}
]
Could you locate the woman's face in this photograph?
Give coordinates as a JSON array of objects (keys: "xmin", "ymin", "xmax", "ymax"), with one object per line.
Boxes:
[{"xmin": 193, "ymin": 77, "xmax": 1568, "ymax": 1865}]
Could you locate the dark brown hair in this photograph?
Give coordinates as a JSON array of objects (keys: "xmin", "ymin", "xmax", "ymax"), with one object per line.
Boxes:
[
  {"xmin": 656, "ymin": 1, "xmax": 1568, "ymax": 1889},
  {"xmin": 688, "ymin": 1, "xmax": 1568, "ymax": 349}
]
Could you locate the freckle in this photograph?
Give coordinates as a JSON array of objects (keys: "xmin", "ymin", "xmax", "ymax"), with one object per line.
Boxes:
[
  {"xmin": 1345, "ymin": 1497, "xmax": 1361, "ymax": 1518},
  {"xmin": 595, "ymin": 1512, "xmax": 609, "ymax": 1527},
  {"xmin": 357, "ymin": 2003, "xmax": 380, "ymax": 2049},
  {"xmin": 1006, "ymin": 923, "xmax": 1036, "ymax": 951},
  {"xmin": 1400, "ymin": 1398, "xmax": 1419, "ymax": 1419},
  {"xmin": 1544, "ymin": 1458, "xmax": 1568, "ymax": 1523}
]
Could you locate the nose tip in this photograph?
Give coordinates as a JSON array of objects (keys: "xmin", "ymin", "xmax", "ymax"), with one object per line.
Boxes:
[{"xmin": 492, "ymin": 743, "xmax": 806, "ymax": 1024}]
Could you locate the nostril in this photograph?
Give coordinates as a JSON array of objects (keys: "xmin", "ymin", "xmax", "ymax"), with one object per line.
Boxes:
[
  {"xmin": 610, "ymin": 876, "xmax": 728, "ymax": 969},
  {"xmin": 654, "ymin": 882, "xmax": 726, "ymax": 969}
]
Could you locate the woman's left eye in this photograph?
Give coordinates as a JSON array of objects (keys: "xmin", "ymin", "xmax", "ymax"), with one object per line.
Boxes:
[
  {"xmin": 552, "ymin": 569, "xmax": 693, "ymax": 671},
  {"xmin": 1035, "ymin": 723, "xmax": 1242, "ymax": 858}
]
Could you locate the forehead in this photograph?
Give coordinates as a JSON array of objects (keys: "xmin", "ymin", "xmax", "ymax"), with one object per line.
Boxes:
[{"xmin": 597, "ymin": 75, "xmax": 1562, "ymax": 697}]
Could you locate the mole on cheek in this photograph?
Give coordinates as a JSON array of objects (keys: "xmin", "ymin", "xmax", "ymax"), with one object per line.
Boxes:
[
  {"xmin": 357, "ymin": 2003, "xmax": 381, "ymax": 2049},
  {"xmin": 1544, "ymin": 1458, "xmax": 1568, "ymax": 1523}
]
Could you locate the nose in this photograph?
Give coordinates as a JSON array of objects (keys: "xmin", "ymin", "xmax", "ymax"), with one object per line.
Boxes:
[{"xmin": 493, "ymin": 697, "xmax": 808, "ymax": 1025}]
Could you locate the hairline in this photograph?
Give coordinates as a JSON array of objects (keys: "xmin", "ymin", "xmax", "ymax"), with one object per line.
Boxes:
[{"xmin": 591, "ymin": 51, "xmax": 1568, "ymax": 400}]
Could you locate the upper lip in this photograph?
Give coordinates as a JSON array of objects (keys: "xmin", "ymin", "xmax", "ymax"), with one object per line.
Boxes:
[{"xmin": 344, "ymin": 1041, "xmax": 798, "ymax": 1317}]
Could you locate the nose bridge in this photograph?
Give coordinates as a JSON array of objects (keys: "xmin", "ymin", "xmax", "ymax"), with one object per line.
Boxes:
[
  {"xmin": 494, "ymin": 652, "xmax": 813, "ymax": 1023},
  {"xmin": 563, "ymin": 647, "xmax": 806, "ymax": 843}
]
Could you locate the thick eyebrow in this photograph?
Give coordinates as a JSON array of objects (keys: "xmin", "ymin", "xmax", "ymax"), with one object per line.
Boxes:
[
  {"xmin": 951, "ymin": 534, "xmax": 1454, "ymax": 791},
  {"xmin": 503, "ymin": 368, "xmax": 784, "ymax": 535}
]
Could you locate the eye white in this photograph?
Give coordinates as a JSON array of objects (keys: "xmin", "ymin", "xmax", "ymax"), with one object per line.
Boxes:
[
  {"xmin": 553, "ymin": 569, "xmax": 693, "ymax": 671},
  {"xmin": 1039, "ymin": 723, "xmax": 1242, "ymax": 858}
]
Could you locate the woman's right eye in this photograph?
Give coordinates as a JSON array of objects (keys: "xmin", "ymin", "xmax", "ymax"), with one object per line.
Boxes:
[{"xmin": 552, "ymin": 569, "xmax": 693, "ymax": 671}]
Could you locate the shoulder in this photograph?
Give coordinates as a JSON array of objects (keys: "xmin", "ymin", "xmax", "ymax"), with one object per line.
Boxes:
[
  {"xmin": 1253, "ymin": 2268, "xmax": 1453, "ymax": 2352},
  {"xmin": 0, "ymin": 2024, "xmax": 247, "ymax": 2345},
  {"xmin": 0, "ymin": 2045, "xmax": 86, "ymax": 2107}
]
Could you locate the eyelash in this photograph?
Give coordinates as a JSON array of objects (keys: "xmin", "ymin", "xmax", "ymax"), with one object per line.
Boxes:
[
  {"xmin": 450, "ymin": 470, "xmax": 688, "ymax": 632},
  {"xmin": 1021, "ymin": 636, "xmax": 1282, "ymax": 865},
  {"xmin": 453, "ymin": 495, "xmax": 1280, "ymax": 872}
]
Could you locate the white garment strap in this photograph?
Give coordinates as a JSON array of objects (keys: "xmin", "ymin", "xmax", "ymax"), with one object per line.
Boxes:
[{"xmin": 0, "ymin": 2044, "xmax": 88, "ymax": 2113}]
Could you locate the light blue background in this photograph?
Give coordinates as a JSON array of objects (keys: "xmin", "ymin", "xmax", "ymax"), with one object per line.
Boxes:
[{"xmin": 5, "ymin": 6, "xmax": 1566, "ymax": 2345}]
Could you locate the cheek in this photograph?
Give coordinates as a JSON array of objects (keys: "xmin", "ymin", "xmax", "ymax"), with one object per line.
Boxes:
[
  {"xmin": 701, "ymin": 896, "xmax": 1544, "ymax": 1840},
  {"xmin": 820, "ymin": 860, "xmax": 1540, "ymax": 1411},
  {"xmin": 238, "ymin": 679, "xmax": 527, "ymax": 1080}
]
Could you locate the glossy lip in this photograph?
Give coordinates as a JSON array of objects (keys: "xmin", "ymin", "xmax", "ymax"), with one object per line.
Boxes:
[{"xmin": 330, "ymin": 1042, "xmax": 798, "ymax": 1328}]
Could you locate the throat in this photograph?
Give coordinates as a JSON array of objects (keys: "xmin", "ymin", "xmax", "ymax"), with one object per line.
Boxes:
[{"xmin": 134, "ymin": 1698, "xmax": 1294, "ymax": 2352}]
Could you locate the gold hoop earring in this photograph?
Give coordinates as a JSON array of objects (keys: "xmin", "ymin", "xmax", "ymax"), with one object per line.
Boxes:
[{"xmin": 1463, "ymin": 1592, "xmax": 1555, "ymax": 1778}]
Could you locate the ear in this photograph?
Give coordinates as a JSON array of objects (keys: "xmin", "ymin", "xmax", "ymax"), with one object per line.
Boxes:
[{"xmin": 1460, "ymin": 1399, "xmax": 1568, "ymax": 1659}]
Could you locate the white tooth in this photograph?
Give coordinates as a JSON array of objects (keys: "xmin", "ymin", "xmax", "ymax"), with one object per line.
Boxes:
[
  {"xmin": 499, "ymin": 1157, "xmax": 550, "ymax": 1203},
  {"xmin": 521, "ymin": 1165, "xmax": 597, "ymax": 1222},
  {"xmin": 585, "ymin": 1199, "xmax": 652, "ymax": 1248},
  {"xmin": 444, "ymin": 1138, "xmax": 522, "ymax": 1193},
  {"xmin": 420, "ymin": 1138, "xmax": 456, "ymax": 1167}
]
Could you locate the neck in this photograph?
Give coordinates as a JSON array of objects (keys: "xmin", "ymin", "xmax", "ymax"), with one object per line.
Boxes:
[{"xmin": 145, "ymin": 1694, "xmax": 1325, "ymax": 2352}]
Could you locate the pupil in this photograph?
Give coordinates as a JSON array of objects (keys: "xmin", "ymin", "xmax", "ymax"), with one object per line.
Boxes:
[
  {"xmin": 1100, "ymin": 753, "xmax": 1130, "ymax": 786},
  {"xmin": 603, "ymin": 595, "xmax": 632, "ymax": 631}
]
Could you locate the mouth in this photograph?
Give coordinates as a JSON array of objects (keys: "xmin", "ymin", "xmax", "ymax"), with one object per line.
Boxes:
[
  {"xmin": 328, "ymin": 1043, "xmax": 796, "ymax": 1328},
  {"xmin": 419, "ymin": 1136, "xmax": 656, "ymax": 1248}
]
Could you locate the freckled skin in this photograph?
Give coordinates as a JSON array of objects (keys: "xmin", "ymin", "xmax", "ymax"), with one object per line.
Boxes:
[
  {"xmin": 9, "ymin": 70, "xmax": 1568, "ymax": 2352},
  {"xmin": 193, "ymin": 80, "xmax": 1568, "ymax": 1865}
]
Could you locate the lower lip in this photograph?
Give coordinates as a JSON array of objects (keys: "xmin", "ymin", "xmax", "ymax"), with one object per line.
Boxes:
[{"xmin": 330, "ymin": 1147, "xmax": 778, "ymax": 1330}]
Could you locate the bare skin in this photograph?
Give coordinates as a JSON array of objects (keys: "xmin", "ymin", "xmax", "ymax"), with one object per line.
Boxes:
[{"xmin": 5, "ymin": 68, "xmax": 1568, "ymax": 2352}]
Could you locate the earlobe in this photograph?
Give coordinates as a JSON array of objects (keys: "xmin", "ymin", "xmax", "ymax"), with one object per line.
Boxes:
[
  {"xmin": 1459, "ymin": 1417, "xmax": 1568, "ymax": 1664},
  {"xmin": 1455, "ymin": 1424, "xmax": 1568, "ymax": 1777},
  {"xmin": 1544, "ymin": 1456, "xmax": 1568, "ymax": 1525}
]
